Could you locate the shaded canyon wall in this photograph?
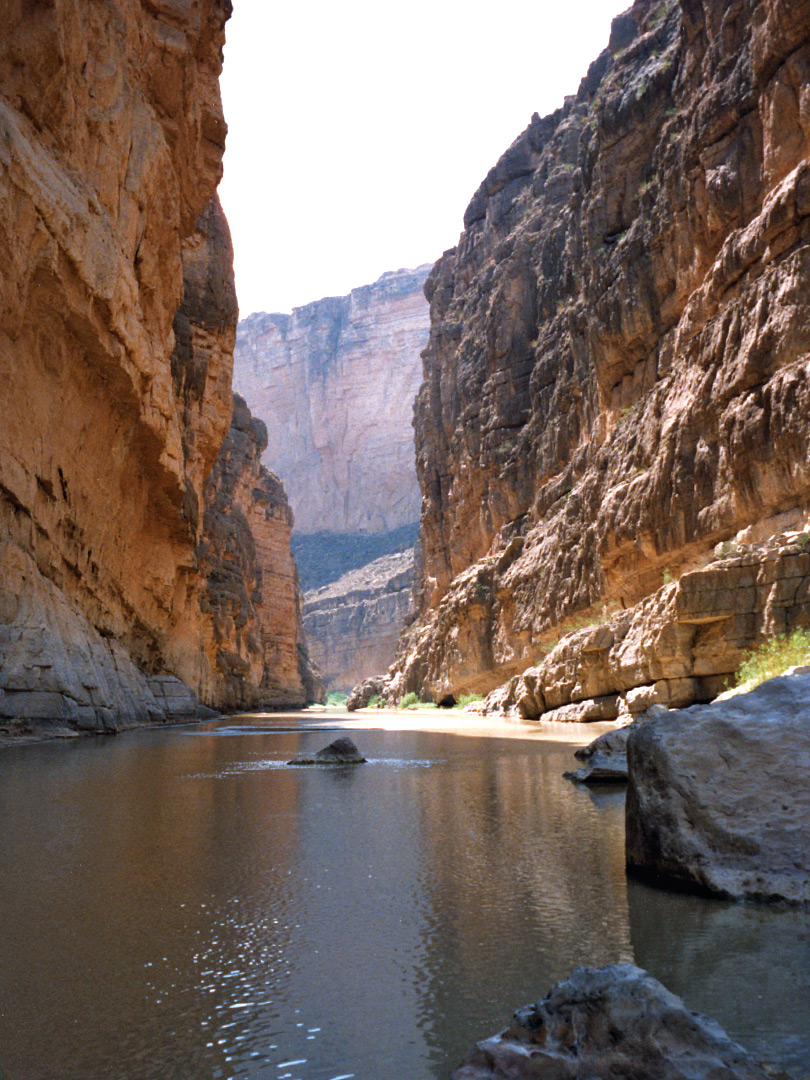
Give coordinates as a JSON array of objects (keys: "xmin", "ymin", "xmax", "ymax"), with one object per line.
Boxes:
[{"xmin": 388, "ymin": 0, "xmax": 810, "ymax": 704}]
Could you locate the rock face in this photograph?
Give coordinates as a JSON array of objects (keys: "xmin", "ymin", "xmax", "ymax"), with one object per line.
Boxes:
[
  {"xmin": 452, "ymin": 964, "xmax": 769, "ymax": 1080},
  {"xmin": 0, "ymin": 0, "xmax": 309, "ymax": 730},
  {"xmin": 199, "ymin": 395, "xmax": 318, "ymax": 709},
  {"xmin": 346, "ymin": 676, "xmax": 386, "ymax": 712},
  {"xmin": 303, "ymin": 550, "xmax": 414, "ymax": 692},
  {"xmin": 482, "ymin": 532, "xmax": 810, "ymax": 721},
  {"xmin": 626, "ymin": 671, "xmax": 810, "ymax": 904},
  {"xmin": 233, "ymin": 265, "xmax": 431, "ymax": 536},
  {"xmin": 390, "ymin": 0, "xmax": 810, "ymax": 703}
]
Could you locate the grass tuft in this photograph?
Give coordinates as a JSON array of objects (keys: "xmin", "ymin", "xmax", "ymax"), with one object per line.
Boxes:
[{"xmin": 735, "ymin": 628, "xmax": 810, "ymax": 690}]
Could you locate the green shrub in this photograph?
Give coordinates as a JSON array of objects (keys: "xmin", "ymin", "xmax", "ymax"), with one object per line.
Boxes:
[
  {"xmin": 455, "ymin": 693, "xmax": 484, "ymax": 709},
  {"xmin": 735, "ymin": 628, "xmax": 810, "ymax": 690},
  {"xmin": 400, "ymin": 692, "xmax": 420, "ymax": 709},
  {"xmin": 367, "ymin": 694, "xmax": 380, "ymax": 708},
  {"xmin": 325, "ymin": 691, "xmax": 348, "ymax": 707}
]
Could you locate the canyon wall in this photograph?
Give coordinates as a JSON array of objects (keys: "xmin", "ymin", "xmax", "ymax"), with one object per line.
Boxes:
[
  {"xmin": 233, "ymin": 265, "xmax": 431, "ymax": 537},
  {"xmin": 303, "ymin": 550, "xmax": 414, "ymax": 691},
  {"xmin": 388, "ymin": 0, "xmax": 810, "ymax": 703},
  {"xmin": 234, "ymin": 266, "xmax": 430, "ymax": 687},
  {"xmin": 0, "ymin": 0, "xmax": 309, "ymax": 731}
]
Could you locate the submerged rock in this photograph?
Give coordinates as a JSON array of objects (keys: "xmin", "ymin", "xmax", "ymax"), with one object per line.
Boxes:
[
  {"xmin": 565, "ymin": 723, "xmax": 633, "ymax": 783},
  {"xmin": 288, "ymin": 736, "xmax": 366, "ymax": 766},
  {"xmin": 452, "ymin": 964, "xmax": 771, "ymax": 1079},
  {"xmin": 564, "ymin": 708, "xmax": 666, "ymax": 783},
  {"xmin": 626, "ymin": 671, "xmax": 810, "ymax": 904}
]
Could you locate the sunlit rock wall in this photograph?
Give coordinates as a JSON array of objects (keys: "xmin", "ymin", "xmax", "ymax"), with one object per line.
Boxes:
[
  {"xmin": 233, "ymin": 265, "xmax": 431, "ymax": 536},
  {"xmin": 389, "ymin": 0, "xmax": 810, "ymax": 702},
  {"xmin": 0, "ymin": 0, "xmax": 308, "ymax": 729}
]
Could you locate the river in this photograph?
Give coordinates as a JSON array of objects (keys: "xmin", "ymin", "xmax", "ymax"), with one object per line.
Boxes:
[{"xmin": 0, "ymin": 712, "xmax": 807, "ymax": 1079}]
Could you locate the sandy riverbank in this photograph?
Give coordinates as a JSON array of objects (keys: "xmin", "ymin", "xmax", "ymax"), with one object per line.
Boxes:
[{"xmin": 301, "ymin": 705, "xmax": 622, "ymax": 745}]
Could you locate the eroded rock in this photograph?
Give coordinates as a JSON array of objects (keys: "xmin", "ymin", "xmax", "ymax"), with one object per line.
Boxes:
[
  {"xmin": 346, "ymin": 676, "xmax": 386, "ymax": 712},
  {"xmin": 626, "ymin": 671, "xmax": 810, "ymax": 904},
  {"xmin": 303, "ymin": 550, "xmax": 414, "ymax": 692},
  {"xmin": 386, "ymin": 0, "xmax": 810, "ymax": 703},
  {"xmin": 0, "ymin": 1, "xmax": 311, "ymax": 729},
  {"xmin": 479, "ymin": 534, "xmax": 810, "ymax": 721},
  {"xmin": 452, "ymin": 964, "xmax": 770, "ymax": 1080}
]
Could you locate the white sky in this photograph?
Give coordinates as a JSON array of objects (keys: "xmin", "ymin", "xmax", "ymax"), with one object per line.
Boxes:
[{"xmin": 219, "ymin": 0, "xmax": 629, "ymax": 318}]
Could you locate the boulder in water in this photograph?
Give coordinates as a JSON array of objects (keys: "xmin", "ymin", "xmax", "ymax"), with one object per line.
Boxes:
[
  {"xmin": 288, "ymin": 736, "xmax": 366, "ymax": 765},
  {"xmin": 452, "ymin": 964, "xmax": 770, "ymax": 1079},
  {"xmin": 626, "ymin": 671, "xmax": 810, "ymax": 903}
]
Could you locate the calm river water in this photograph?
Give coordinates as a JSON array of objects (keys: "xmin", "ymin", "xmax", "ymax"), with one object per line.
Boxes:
[{"xmin": 0, "ymin": 713, "xmax": 808, "ymax": 1080}]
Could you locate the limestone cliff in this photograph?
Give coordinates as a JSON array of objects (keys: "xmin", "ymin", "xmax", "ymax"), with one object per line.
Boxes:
[
  {"xmin": 303, "ymin": 550, "xmax": 414, "ymax": 692},
  {"xmin": 233, "ymin": 265, "xmax": 431, "ymax": 536},
  {"xmin": 389, "ymin": 0, "xmax": 810, "ymax": 703},
  {"xmin": 0, "ymin": 0, "xmax": 308, "ymax": 732},
  {"xmin": 200, "ymin": 394, "xmax": 319, "ymax": 709},
  {"xmin": 234, "ymin": 265, "xmax": 430, "ymax": 690}
]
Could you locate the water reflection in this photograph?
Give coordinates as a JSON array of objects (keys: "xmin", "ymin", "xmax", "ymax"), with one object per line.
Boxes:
[
  {"xmin": 0, "ymin": 719, "xmax": 805, "ymax": 1080},
  {"xmin": 628, "ymin": 879, "xmax": 810, "ymax": 1074}
]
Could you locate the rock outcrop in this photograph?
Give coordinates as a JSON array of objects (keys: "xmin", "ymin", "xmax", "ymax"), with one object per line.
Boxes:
[
  {"xmin": 0, "ymin": 0, "xmax": 309, "ymax": 731},
  {"xmin": 303, "ymin": 549, "xmax": 414, "ymax": 692},
  {"xmin": 346, "ymin": 676, "xmax": 386, "ymax": 712},
  {"xmin": 481, "ymin": 532, "xmax": 810, "ymax": 721},
  {"xmin": 199, "ymin": 395, "xmax": 317, "ymax": 709},
  {"xmin": 564, "ymin": 720, "xmax": 640, "ymax": 783},
  {"xmin": 452, "ymin": 964, "xmax": 770, "ymax": 1080},
  {"xmin": 233, "ymin": 265, "xmax": 431, "ymax": 536},
  {"xmin": 389, "ymin": 0, "xmax": 810, "ymax": 703},
  {"xmin": 626, "ymin": 670, "xmax": 810, "ymax": 904}
]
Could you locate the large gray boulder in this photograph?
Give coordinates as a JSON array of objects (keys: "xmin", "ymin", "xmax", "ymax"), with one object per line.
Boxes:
[
  {"xmin": 626, "ymin": 671, "xmax": 810, "ymax": 904},
  {"xmin": 452, "ymin": 964, "xmax": 770, "ymax": 1079}
]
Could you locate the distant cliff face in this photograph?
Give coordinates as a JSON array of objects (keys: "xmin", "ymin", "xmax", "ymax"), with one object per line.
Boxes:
[
  {"xmin": 0, "ymin": 0, "xmax": 309, "ymax": 731},
  {"xmin": 303, "ymin": 550, "xmax": 414, "ymax": 691},
  {"xmin": 233, "ymin": 266, "xmax": 431, "ymax": 535},
  {"xmin": 389, "ymin": 0, "xmax": 810, "ymax": 701}
]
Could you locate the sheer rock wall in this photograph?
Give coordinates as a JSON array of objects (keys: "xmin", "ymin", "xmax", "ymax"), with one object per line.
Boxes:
[
  {"xmin": 233, "ymin": 266, "xmax": 431, "ymax": 536},
  {"xmin": 0, "ymin": 0, "xmax": 307, "ymax": 729},
  {"xmin": 389, "ymin": 0, "xmax": 810, "ymax": 702},
  {"xmin": 303, "ymin": 550, "xmax": 414, "ymax": 692}
]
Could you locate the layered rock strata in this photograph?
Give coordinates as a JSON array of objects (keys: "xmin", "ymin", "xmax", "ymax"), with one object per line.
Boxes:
[
  {"xmin": 302, "ymin": 550, "xmax": 414, "ymax": 692},
  {"xmin": 453, "ymin": 964, "xmax": 770, "ymax": 1080},
  {"xmin": 0, "ymin": 0, "xmax": 309, "ymax": 730},
  {"xmin": 233, "ymin": 265, "xmax": 431, "ymax": 536},
  {"xmin": 483, "ymin": 532, "xmax": 810, "ymax": 721},
  {"xmin": 199, "ymin": 395, "xmax": 318, "ymax": 709},
  {"xmin": 626, "ymin": 671, "xmax": 810, "ymax": 904},
  {"xmin": 389, "ymin": 0, "xmax": 810, "ymax": 702}
]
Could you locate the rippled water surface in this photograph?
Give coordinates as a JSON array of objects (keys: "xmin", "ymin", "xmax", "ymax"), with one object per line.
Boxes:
[{"xmin": 0, "ymin": 714, "xmax": 807, "ymax": 1079}]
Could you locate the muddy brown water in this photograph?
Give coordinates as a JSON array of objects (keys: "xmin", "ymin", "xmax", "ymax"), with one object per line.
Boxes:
[{"xmin": 0, "ymin": 713, "xmax": 807, "ymax": 1079}]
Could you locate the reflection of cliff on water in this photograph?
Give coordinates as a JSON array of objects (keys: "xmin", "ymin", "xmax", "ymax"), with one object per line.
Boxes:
[
  {"xmin": 628, "ymin": 878, "xmax": 810, "ymax": 1073},
  {"xmin": 402, "ymin": 736, "xmax": 634, "ymax": 1073},
  {"xmin": 0, "ymin": 729, "xmax": 304, "ymax": 1080}
]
